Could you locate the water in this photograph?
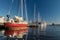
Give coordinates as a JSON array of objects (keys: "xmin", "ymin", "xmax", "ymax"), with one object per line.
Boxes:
[{"xmin": 0, "ymin": 25, "xmax": 60, "ymax": 40}]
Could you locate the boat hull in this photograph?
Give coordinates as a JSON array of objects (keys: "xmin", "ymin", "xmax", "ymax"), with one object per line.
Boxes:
[
  {"xmin": 4, "ymin": 22, "xmax": 28, "ymax": 37},
  {"xmin": 4, "ymin": 22, "xmax": 28, "ymax": 27}
]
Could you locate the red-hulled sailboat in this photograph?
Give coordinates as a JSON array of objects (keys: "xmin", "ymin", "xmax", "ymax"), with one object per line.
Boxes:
[{"xmin": 4, "ymin": 0, "xmax": 28, "ymax": 38}]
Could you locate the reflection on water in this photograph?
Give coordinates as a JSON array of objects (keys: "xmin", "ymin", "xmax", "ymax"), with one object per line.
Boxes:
[
  {"xmin": 28, "ymin": 25, "xmax": 60, "ymax": 40},
  {"xmin": 0, "ymin": 25, "xmax": 60, "ymax": 40}
]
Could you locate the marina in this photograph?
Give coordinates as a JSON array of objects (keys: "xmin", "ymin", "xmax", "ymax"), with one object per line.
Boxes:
[{"xmin": 0, "ymin": 0, "xmax": 60, "ymax": 40}]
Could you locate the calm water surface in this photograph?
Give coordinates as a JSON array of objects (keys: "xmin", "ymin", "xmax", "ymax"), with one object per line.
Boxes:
[{"xmin": 0, "ymin": 25, "xmax": 60, "ymax": 40}]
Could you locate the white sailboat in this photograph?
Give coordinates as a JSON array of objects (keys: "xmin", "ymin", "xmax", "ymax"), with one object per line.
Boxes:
[{"xmin": 29, "ymin": 3, "xmax": 38, "ymax": 27}]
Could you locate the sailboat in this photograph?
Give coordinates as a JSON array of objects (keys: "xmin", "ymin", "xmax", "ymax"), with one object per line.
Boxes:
[
  {"xmin": 4, "ymin": 0, "xmax": 28, "ymax": 38},
  {"xmin": 29, "ymin": 4, "xmax": 38, "ymax": 27},
  {"xmin": 38, "ymin": 12, "xmax": 46, "ymax": 27}
]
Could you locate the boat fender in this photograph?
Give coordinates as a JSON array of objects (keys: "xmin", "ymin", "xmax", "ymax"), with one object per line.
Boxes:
[{"xmin": 10, "ymin": 19, "xmax": 14, "ymax": 23}]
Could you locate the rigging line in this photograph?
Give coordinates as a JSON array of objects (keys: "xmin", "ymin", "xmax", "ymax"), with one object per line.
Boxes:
[{"xmin": 8, "ymin": 0, "xmax": 14, "ymax": 15}]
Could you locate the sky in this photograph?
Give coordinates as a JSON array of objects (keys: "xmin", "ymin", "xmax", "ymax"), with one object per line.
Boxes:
[{"xmin": 0, "ymin": 0, "xmax": 60, "ymax": 24}]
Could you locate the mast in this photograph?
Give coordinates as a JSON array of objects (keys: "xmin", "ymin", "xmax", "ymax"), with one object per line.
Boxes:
[
  {"xmin": 24, "ymin": 0, "xmax": 28, "ymax": 22},
  {"xmin": 34, "ymin": 4, "xmax": 36, "ymax": 22},
  {"xmin": 21, "ymin": 0, "xmax": 23, "ymax": 19},
  {"xmin": 38, "ymin": 12, "xmax": 40, "ymax": 22},
  {"xmin": 18, "ymin": 0, "xmax": 20, "ymax": 16},
  {"xmin": 38, "ymin": 12, "xmax": 42, "ymax": 23}
]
